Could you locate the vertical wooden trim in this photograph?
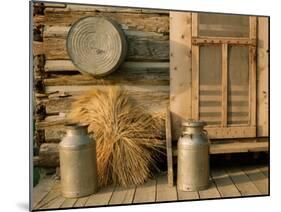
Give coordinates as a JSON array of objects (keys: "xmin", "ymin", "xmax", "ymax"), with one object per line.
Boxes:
[
  {"xmin": 222, "ymin": 44, "xmax": 228, "ymax": 127},
  {"xmin": 191, "ymin": 13, "xmax": 199, "ymax": 120},
  {"xmin": 250, "ymin": 16, "xmax": 257, "ymax": 39},
  {"xmin": 165, "ymin": 107, "xmax": 174, "ymax": 187},
  {"xmin": 169, "ymin": 12, "xmax": 192, "ymax": 139},
  {"xmin": 257, "ymin": 17, "xmax": 269, "ymax": 137},
  {"xmin": 249, "ymin": 16, "xmax": 257, "ymax": 129}
]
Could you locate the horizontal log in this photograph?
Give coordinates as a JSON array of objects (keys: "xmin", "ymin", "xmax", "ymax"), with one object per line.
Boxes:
[
  {"xmin": 43, "ymin": 26, "xmax": 169, "ymax": 40},
  {"xmin": 44, "ymin": 60, "xmax": 169, "ymax": 86},
  {"xmin": 36, "ymin": 85, "xmax": 169, "ymax": 129},
  {"xmin": 45, "ymin": 60, "xmax": 169, "ymax": 72},
  {"xmin": 36, "ymin": 115, "xmax": 70, "ymax": 129},
  {"xmin": 44, "ymin": 122, "xmax": 166, "ymax": 142},
  {"xmin": 34, "ymin": 139, "xmax": 166, "ymax": 167},
  {"xmin": 36, "ymin": 143, "xmax": 60, "ymax": 167},
  {"xmin": 34, "ymin": 36, "xmax": 169, "ymax": 61},
  {"xmin": 44, "ymin": 4, "xmax": 169, "ymax": 14},
  {"xmin": 43, "ymin": 3, "xmax": 66, "ymax": 8},
  {"xmin": 36, "ymin": 11, "xmax": 169, "ymax": 33}
]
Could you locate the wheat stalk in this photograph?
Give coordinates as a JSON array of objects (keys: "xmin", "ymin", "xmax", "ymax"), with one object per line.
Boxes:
[{"xmin": 68, "ymin": 86, "xmax": 165, "ymax": 186}]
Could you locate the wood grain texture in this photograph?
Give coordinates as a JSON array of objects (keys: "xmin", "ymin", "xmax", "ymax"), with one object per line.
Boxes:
[
  {"xmin": 249, "ymin": 16, "xmax": 257, "ymax": 129},
  {"xmin": 85, "ymin": 186, "xmax": 114, "ymax": 206},
  {"xmin": 172, "ymin": 139, "xmax": 268, "ymax": 155},
  {"xmin": 169, "ymin": 12, "xmax": 192, "ymax": 140},
  {"xmin": 32, "ymin": 176, "xmax": 56, "ymax": 209},
  {"xmin": 198, "ymin": 178, "xmax": 221, "ymax": 199},
  {"xmin": 257, "ymin": 17, "xmax": 269, "ymax": 137},
  {"xmin": 211, "ymin": 169, "xmax": 241, "ymax": 197},
  {"xmin": 258, "ymin": 165, "xmax": 269, "ymax": 177},
  {"xmin": 242, "ymin": 166, "xmax": 269, "ymax": 195},
  {"xmin": 178, "ymin": 190, "xmax": 199, "ymax": 200},
  {"xmin": 156, "ymin": 174, "xmax": 177, "ymax": 202},
  {"xmin": 43, "ymin": 4, "xmax": 169, "ymax": 14},
  {"xmin": 33, "ymin": 165, "xmax": 267, "ymax": 208},
  {"xmin": 36, "ymin": 181, "xmax": 61, "ymax": 209},
  {"xmin": 33, "ymin": 37, "xmax": 169, "ymax": 61},
  {"xmin": 222, "ymin": 44, "xmax": 228, "ymax": 127},
  {"xmin": 109, "ymin": 186, "xmax": 136, "ymax": 205},
  {"xmin": 60, "ymin": 198, "xmax": 78, "ymax": 208},
  {"xmin": 133, "ymin": 179, "xmax": 156, "ymax": 203},
  {"xmin": 226, "ymin": 167, "xmax": 261, "ymax": 196},
  {"xmin": 205, "ymin": 126, "xmax": 256, "ymax": 139},
  {"xmin": 73, "ymin": 196, "xmax": 89, "ymax": 208},
  {"xmin": 39, "ymin": 10, "xmax": 169, "ymax": 33},
  {"xmin": 43, "ymin": 196, "xmax": 65, "ymax": 209},
  {"xmin": 37, "ymin": 85, "xmax": 169, "ymax": 127},
  {"xmin": 44, "ymin": 61, "xmax": 169, "ymax": 86},
  {"xmin": 191, "ymin": 13, "xmax": 199, "ymax": 121},
  {"xmin": 165, "ymin": 108, "xmax": 174, "ymax": 186}
]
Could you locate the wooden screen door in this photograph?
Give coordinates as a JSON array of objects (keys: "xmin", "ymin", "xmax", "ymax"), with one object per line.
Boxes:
[{"xmin": 191, "ymin": 13, "xmax": 257, "ymax": 139}]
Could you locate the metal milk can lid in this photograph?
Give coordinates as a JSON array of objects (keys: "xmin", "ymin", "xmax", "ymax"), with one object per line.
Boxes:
[
  {"xmin": 182, "ymin": 119, "xmax": 207, "ymax": 127},
  {"xmin": 60, "ymin": 123, "xmax": 92, "ymax": 149}
]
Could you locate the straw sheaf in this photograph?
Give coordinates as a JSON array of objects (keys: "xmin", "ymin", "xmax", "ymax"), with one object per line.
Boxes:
[{"xmin": 68, "ymin": 87, "xmax": 165, "ymax": 187}]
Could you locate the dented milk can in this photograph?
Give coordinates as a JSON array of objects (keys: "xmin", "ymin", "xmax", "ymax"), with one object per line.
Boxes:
[
  {"xmin": 59, "ymin": 124, "xmax": 97, "ymax": 198},
  {"xmin": 177, "ymin": 120, "xmax": 210, "ymax": 191}
]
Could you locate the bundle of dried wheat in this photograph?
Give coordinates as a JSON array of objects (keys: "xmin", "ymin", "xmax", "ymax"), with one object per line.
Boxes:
[{"xmin": 68, "ymin": 87, "xmax": 165, "ymax": 187}]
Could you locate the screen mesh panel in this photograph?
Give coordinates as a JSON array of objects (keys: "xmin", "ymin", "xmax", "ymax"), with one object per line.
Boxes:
[
  {"xmin": 199, "ymin": 46, "xmax": 222, "ymax": 125},
  {"xmin": 198, "ymin": 13, "xmax": 249, "ymax": 37},
  {"xmin": 227, "ymin": 45, "xmax": 249, "ymax": 125}
]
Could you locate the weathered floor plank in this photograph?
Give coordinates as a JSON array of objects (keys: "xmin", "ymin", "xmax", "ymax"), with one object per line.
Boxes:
[
  {"xmin": 84, "ymin": 186, "xmax": 115, "ymax": 206},
  {"xmin": 109, "ymin": 185, "xmax": 136, "ymax": 205},
  {"xmin": 177, "ymin": 189, "xmax": 199, "ymax": 200},
  {"xmin": 44, "ymin": 196, "xmax": 66, "ymax": 209},
  {"xmin": 211, "ymin": 169, "xmax": 241, "ymax": 197},
  {"xmin": 258, "ymin": 165, "xmax": 269, "ymax": 177},
  {"xmin": 198, "ymin": 177, "xmax": 221, "ymax": 199},
  {"xmin": 33, "ymin": 165, "xmax": 267, "ymax": 209},
  {"xmin": 242, "ymin": 166, "xmax": 269, "ymax": 195},
  {"xmin": 73, "ymin": 196, "xmax": 90, "ymax": 208},
  {"xmin": 226, "ymin": 167, "xmax": 261, "ymax": 196},
  {"xmin": 156, "ymin": 174, "xmax": 177, "ymax": 202},
  {"xmin": 133, "ymin": 179, "xmax": 156, "ymax": 203},
  {"xmin": 60, "ymin": 198, "xmax": 78, "ymax": 208},
  {"xmin": 32, "ymin": 176, "xmax": 56, "ymax": 209},
  {"xmin": 36, "ymin": 180, "xmax": 61, "ymax": 209}
]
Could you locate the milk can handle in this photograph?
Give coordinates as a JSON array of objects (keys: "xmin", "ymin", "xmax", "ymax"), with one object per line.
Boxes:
[
  {"xmin": 202, "ymin": 129, "xmax": 208, "ymax": 136},
  {"xmin": 202, "ymin": 129, "xmax": 211, "ymax": 144}
]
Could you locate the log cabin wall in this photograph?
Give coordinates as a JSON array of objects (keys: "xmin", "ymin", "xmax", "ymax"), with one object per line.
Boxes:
[{"xmin": 33, "ymin": 3, "xmax": 170, "ymax": 144}]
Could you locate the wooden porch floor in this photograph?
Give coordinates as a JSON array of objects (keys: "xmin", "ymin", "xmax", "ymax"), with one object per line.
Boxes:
[{"xmin": 33, "ymin": 164, "xmax": 269, "ymax": 210}]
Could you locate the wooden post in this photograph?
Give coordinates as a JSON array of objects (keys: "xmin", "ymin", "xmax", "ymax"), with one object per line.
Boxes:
[
  {"xmin": 170, "ymin": 12, "xmax": 192, "ymax": 140},
  {"xmin": 249, "ymin": 16, "xmax": 257, "ymax": 129},
  {"xmin": 165, "ymin": 107, "xmax": 174, "ymax": 186},
  {"xmin": 191, "ymin": 13, "xmax": 199, "ymax": 121},
  {"xmin": 222, "ymin": 44, "xmax": 228, "ymax": 127},
  {"xmin": 257, "ymin": 17, "xmax": 269, "ymax": 137}
]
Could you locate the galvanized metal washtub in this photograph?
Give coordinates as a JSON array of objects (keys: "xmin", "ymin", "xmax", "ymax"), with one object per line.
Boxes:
[
  {"xmin": 177, "ymin": 120, "xmax": 210, "ymax": 191},
  {"xmin": 59, "ymin": 124, "xmax": 97, "ymax": 198}
]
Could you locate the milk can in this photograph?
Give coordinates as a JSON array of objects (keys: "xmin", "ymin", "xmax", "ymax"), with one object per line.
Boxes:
[
  {"xmin": 177, "ymin": 120, "xmax": 209, "ymax": 191},
  {"xmin": 59, "ymin": 124, "xmax": 97, "ymax": 198}
]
